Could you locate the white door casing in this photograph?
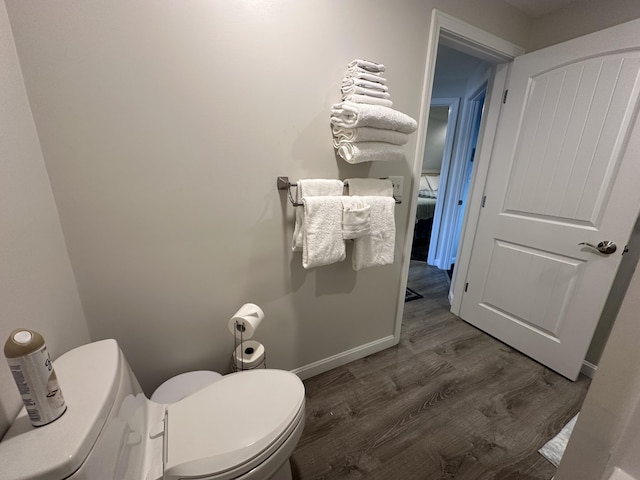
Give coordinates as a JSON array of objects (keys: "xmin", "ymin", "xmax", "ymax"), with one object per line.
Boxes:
[{"xmin": 459, "ymin": 18, "xmax": 640, "ymax": 380}]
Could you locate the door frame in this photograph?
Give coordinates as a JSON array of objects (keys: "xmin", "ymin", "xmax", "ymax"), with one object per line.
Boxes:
[
  {"xmin": 426, "ymin": 96, "xmax": 460, "ymax": 267},
  {"xmin": 393, "ymin": 10, "xmax": 524, "ymax": 342}
]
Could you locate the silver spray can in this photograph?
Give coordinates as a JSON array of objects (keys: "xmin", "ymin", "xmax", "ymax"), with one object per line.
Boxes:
[{"xmin": 4, "ymin": 328, "xmax": 66, "ymax": 427}]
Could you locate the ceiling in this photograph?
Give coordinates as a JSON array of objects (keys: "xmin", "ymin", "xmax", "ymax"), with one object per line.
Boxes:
[{"xmin": 503, "ymin": 0, "xmax": 589, "ymax": 18}]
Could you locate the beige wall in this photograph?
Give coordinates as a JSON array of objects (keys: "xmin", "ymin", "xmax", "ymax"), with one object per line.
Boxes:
[
  {"xmin": 4, "ymin": 0, "xmax": 529, "ymax": 394},
  {"xmin": 526, "ymin": 0, "xmax": 640, "ymax": 51},
  {"xmin": 0, "ymin": 2, "xmax": 89, "ymax": 438}
]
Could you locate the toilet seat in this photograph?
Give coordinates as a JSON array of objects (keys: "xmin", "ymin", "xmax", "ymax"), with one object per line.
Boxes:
[{"xmin": 163, "ymin": 369, "xmax": 305, "ymax": 480}]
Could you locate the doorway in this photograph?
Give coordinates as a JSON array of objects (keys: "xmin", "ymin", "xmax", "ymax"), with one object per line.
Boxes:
[{"xmin": 393, "ymin": 10, "xmax": 523, "ymax": 342}]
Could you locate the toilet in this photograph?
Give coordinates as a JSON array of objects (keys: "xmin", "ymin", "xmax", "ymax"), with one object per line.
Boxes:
[
  {"xmin": 151, "ymin": 370, "xmax": 223, "ymax": 403},
  {"xmin": 0, "ymin": 339, "xmax": 306, "ymax": 480}
]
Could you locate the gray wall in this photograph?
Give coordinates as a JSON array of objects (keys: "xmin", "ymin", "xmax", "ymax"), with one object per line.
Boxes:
[
  {"xmin": 4, "ymin": 0, "xmax": 530, "ymax": 395},
  {"xmin": 0, "ymin": 2, "xmax": 89, "ymax": 438},
  {"xmin": 526, "ymin": 0, "xmax": 640, "ymax": 51}
]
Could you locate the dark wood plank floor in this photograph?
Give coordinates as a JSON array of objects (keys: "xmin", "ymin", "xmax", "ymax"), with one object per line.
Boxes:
[{"xmin": 291, "ymin": 261, "xmax": 591, "ymax": 480}]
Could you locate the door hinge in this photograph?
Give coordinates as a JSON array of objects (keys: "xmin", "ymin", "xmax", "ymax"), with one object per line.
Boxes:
[
  {"xmin": 465, "ymin": 282, "xmax": 469, "ymax": 292},
  {"xmin": 481, "ymin": 195, "xmax": 487, "ymax": 207},
  {"xmin": 503, "ymin": 89, "xmax": 509, "ymax": 104}
]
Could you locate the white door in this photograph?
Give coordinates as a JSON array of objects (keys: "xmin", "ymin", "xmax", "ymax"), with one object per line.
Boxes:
[{"xmin": 459, "ymin": 19, "xmax": 640, "ymax": 380}]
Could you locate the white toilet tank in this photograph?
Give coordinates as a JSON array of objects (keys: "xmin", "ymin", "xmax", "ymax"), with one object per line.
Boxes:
[{"xmin": 0, "ymin": 339, "xmax": 159, "ymax": 480}]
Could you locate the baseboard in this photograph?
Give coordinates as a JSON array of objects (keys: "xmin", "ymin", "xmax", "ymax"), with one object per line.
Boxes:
[
  {"xmin": 581, "ymin": 360, "xmax": 597, "ymax": 379},
  {"xmin": 291, "ymin": 335, "xmax": 396, "ymax": 381}
]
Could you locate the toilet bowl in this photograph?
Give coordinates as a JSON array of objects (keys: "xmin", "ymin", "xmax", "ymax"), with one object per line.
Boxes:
[{"xmin": 0, "ymin": 339, "xmax": 305, "ymax": 480}]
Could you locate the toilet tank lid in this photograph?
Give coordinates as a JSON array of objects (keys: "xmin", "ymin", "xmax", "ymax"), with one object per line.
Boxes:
[
  {"xmin": 0, "ymin": 340, "xmax": 121, "ymax": 480},
  {"xmin": 164, "ymin": 369, "xmax": 305, "ymax": 479}
]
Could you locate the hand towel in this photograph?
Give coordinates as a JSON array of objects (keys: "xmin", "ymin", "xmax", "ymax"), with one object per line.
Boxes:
[
  {"xmin": 344, "ymin": 70, "xmax": 387, "ymax": 84},
  {"xmin": 341, "ymin": 196, "xmax": 371, "ymax": 240},
  {"xmin": 341, "ymin": 77, "xmax": 389, "ymax": 92},
  {"xmin": 348, "ymin": 59, "xmax": 385, "ymax": 73},
  {"xmin": 342, "ymin": 93, "xmax": 393, "ymax": 108},
  {"xmin": 331, "ymin": 102, "xmax": 418, "ymax": 134},
  {"xmin": 336, "ymin": 142, "xmax": 405, "ymax": 164},
  {"xmin": 292, "ymin": 179, "xmax": 343, "ymax": 252},
  {"xmin": 302, "ymin": 196, "xmax": 346, "ymax": 269},
  {"xmin": 345, "ymin": 178, "xmax": 394, "ymax": 197},
  {"xmin": 340, "ymin": 85, "xmax": 391, "ymax": 99},
  {"xmin": 352, "ymin": 196, "xmax": 396, "ymax": 270},
  {"xmin": 332, "ymin": 126, "xmax": 409, "ymax": 146}
]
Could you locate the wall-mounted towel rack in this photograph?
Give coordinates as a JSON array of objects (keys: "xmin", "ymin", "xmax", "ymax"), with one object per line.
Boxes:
[{"xmin": 277, "ymin": 176, "xmax": 401, "ymax": 206}]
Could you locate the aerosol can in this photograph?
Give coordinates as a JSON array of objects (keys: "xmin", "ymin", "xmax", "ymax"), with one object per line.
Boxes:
[{"xmin": 4, "ymin": 328, "xmax": 66, "ymax": 426}]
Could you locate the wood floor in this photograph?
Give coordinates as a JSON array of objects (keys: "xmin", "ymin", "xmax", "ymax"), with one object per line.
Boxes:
[{"xmin": 290, "ymin": 261, "xmax": 591, "ymax": 480}]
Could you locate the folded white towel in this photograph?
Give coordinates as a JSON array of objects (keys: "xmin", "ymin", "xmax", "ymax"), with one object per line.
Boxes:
[
  {"xmin": 341, "ymin": 196, "xmax": 371, "ymax": 240},
  {"xmin": 292, "ymin": 179, "xmax": 343, "ymax": 252},
  {"xmin": 344, "ymin": 70, "xmax": 387, "ymax": 84},
  {"xmin": 341, "ymin": 77, "xmax": 389, "ymax": 92},
  {"xmin": 341, "ymin": 94, "xmax": 393, "ymax": 108},
  {"xmin": 352, "ymin": 196, "xmax": 396, "ymax": 270},
  {"xmin": 345, "ymin": 178, "xmax": 394, "ymax": 197},
  {"xmin": 340, "ymin": 85, "xmax": 391, "ymax": 99},
  {"xmin": 331, "ymin": 102, "xmax": 417, "ymax": 134},
  {"xmin": 332, "ymin": 126, "xmax": 409, "ymax": 146},
  {"xmin": 336, "ymin": 142, "xmax": 405, "ymax": 164},
  {"xmin": 348, "ymin": 59, "xmax": 385, "ymax": 73},
  {"xmin": 302, "ymin": 196, "xmax": 346, "ymax": 269}
]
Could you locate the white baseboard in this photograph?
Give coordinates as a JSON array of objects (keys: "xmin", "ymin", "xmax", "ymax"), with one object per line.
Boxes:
[
  {"xmin": 581, "ymin": 360, "xmax": 597, "ymax": 378},
  {"xmin": 291, "ymin": 335, "xmax": 396, "ymax": 380}
]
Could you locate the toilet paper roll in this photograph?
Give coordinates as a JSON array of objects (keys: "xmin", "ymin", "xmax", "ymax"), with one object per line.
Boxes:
[
  {"xmin": 234, "ymin": 340, "xmax": 265, "ymax": 369},
  {"xmin": 228, "ymin": 303, "xmax": 264, "ymax": 339}
]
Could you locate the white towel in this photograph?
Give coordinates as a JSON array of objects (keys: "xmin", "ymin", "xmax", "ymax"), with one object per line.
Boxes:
[
  {"xmin": 341, "ymin": 197, "xmax": 371, "ymax": 239},
  {"xmin": 341, "ymin": 94, "xmax": 393, "ymax": 108},
  {"xmin": 348, "ymin": 59, "xmax": 385, "ymax": 73},
  {"xmin": 332, "ymin": 126, "xmax": 409, "ymax": 146},
  {"xmin": 341, "ymin": 77, "xmax": 389, "ymax": 92},
  {"xmin": 339, "ymin": 85, "xmax": 391, "ymax": 99},
  {"xmin": 331, "ymin": 102, "xmax": 417, "ymax": 134},
  {"xmin": 344, "ymin": 70, "xmax": 387, "ymax": 85},
  {"xmin": 336, "ymin": 142, "xmax": 405, "ymax": 164},
  {"xmin": 302, "ymin": 196, "xmax": 346, "ymax": 269},
  {"xmin": 345, "ymin": 178, "xmax": 394, "ymax": 197},
  {"xmin": 352, "ymin": 196, "xmax": 396, "ymax": 270},
  {"xmin": 292, "ymin": 179, "xmax": 343, "ymax": 252}
]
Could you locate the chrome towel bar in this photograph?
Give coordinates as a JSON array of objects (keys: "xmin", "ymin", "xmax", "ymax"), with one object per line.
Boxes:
[{"xmin": 277, "ymin": 176, "xmax": 401, "ymax": 206}]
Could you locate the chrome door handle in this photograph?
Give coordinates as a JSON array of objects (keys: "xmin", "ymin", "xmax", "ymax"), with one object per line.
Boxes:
[{"xmin": 578, "ymin": 241, "xmax": 617, "ymax": 254}]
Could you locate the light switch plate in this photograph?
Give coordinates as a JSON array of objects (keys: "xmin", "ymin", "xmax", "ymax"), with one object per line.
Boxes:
[{"xmin": 389, "ymin": 176, "xmax": 404, "ymax": 199}]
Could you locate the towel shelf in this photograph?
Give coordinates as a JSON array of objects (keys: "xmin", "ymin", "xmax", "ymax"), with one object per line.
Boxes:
[{"xmin": 277, "ymin": 176, "xmax": 401, "ymax": 206}]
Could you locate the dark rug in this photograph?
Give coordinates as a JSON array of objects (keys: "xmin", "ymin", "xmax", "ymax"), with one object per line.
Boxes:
[{"xmin": 405, "ymin": 287, "xmax": 423, "ymax": 302}]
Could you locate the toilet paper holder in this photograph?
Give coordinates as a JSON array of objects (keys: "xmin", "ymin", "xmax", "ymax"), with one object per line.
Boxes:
[{"xmin": 232, "ymin": 320, "xmax": 266, "ymax": 372}]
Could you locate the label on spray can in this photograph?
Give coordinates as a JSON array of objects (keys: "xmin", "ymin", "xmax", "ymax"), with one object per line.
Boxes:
[{"xmin": 4, "ymin": 329, "xmax": 66, "ymax": 427}]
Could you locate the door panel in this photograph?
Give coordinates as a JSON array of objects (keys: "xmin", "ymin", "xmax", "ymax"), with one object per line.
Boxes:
[{"xmin": 460, "ymin": 19, "xmax": 640, "ymax": 380}]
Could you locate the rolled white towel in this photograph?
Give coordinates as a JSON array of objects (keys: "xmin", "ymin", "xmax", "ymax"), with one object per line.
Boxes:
[
  {"xmin": 341, "ymin": 77, "xmax": 389, "ymax": 92},
  {"xmin": 340, "ymin": 85, "xmax": 391, "ymax": 99},
  {"xmin": 344, "ymin": 70, "xmax": 387, "ymax": 85},
  {"xmin": 342, "ymin": 94, "xmax": 393, "ymax": 108},
  {"xmin": 336, "ymin": 142, "xmax": 405, "ymax": 164},
  {"xmin": 331, "ymin": 102, "xmax": 417, "ymax": 134},
  {"xmin": 348, "ymin": 59, "xmax": 385, "ymax": 73},
  {"xmin": 332, "ymin": 126, "xmax": 409, "ymax": 146}
]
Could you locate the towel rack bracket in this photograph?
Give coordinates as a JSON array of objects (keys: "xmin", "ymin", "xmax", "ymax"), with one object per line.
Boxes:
[{"xmin": 277, "ymin": 176, "xmax": 292, "ymax": 190}]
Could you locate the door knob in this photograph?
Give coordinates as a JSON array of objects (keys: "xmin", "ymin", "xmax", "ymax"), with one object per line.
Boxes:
[{"xmin": 578, "ymin": 241, "xmax": 617, "ymax": 254}]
